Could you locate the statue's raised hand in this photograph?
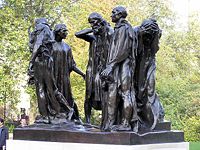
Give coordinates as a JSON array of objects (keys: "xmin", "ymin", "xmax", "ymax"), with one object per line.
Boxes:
[
  {"xmin": 101, "ymin": 65, "xmax": 112, "ymax": 77},
  {"xmin": 100, "ymin": 64, "xmax": 114, "ymax": 82}
]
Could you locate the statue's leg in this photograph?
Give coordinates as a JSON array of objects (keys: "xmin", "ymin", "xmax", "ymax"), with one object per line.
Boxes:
[
  {"xmin": 84, "ymin": 95, "xmax": 92, "ymax": 124},
  {"xmin": 130, "ymin": 86, "xmax": 138, "ymax": 132},
  {"xmin": 120, "ymin": 59, "xmax": 133, "ymax": 129},
  {"xmin": 73, "ymin": 102, "xmax": 80, "ymax": 120},
  {"xmin": 34, "ymin": 62, "xmax": 48, "ymax": 117},
  {"xmin": 101, "ymin": 90, "xmax": 108, "ymax": 130},
  {"xmin": 105, "ymin": 82, "xmax": 118, "ymax": 130},
  {"xmin": 35, "ymin": 82, "xmax": 48, "ymax": 117},
  {"xmin": 84, "ymin": 71, "xmax": 93, "ymax": 124}
]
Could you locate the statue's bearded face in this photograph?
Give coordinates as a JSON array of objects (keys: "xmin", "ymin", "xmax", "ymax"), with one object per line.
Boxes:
[
  {"xmin": 111, "ymin": 9, "xmax": 121, "ymax": 23},
  {"xmin": 88, "ymin": 18, "xmax": 102, "ymax": 34},
  {"xmin": 58, "ymin": 28, "xmax": 68, "ymax": 39}
]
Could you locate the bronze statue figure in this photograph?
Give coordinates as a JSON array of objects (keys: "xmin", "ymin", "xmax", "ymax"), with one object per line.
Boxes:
[
  {"xmin": 28, "ymin": 18, "xmax": 74, "ymax": 123},
  {"xmin": 53, "ymin": 24, "xmax": 85, "ymax": 121},
  {"xmin": 18, "ymin": 7, "xmax": 186, "ymax": 147},
  {"xmin": 16, "ymin": 12, "xmax": 182, "ymax": 144},
  {"xmin": 27, "ymin": 8, "xmax": 165, "ymax": 133},
  {"xmin": 75, "ymin": 13, "xmax": 113, "ymax": 128},
  {"xmin": 101, "ymin": 6, "xmax": 138, "ymax": 131},
  {"xmin": 134, "ymin": 18, "xmax": 164, "ymax": 129}
]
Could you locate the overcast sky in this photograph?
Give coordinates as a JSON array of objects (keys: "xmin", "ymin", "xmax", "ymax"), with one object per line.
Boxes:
[{"xmin": 170, "ymin": 0, "xmax": 200, "ymax": 29}]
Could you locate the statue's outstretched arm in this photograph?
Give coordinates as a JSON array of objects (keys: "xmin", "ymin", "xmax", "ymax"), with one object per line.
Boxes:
[
  {"xmin": 73, "ymin": 66, "xmax": 85, "ymax": 80},
  {"xmin": 75, "ymin": 28, "xmax": 94, "ymax": 42}
]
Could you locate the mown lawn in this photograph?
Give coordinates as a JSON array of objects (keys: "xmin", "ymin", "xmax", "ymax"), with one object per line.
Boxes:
[{"xmin": 190, "ymin": 142, "xmax": 200, "ymax": 150}]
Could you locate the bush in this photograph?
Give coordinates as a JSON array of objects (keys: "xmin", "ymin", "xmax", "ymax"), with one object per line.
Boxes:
[{"xmin": 183, "ymin": 117, "xmax": 200, "ymax": 142}]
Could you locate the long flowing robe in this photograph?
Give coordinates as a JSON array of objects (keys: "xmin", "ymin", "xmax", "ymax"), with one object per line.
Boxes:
[
  {"xmin": 31, "ymin": 23, "xmax": 61, "ymax": 117},
  {"xmin": 134, "ymin": 26, "xmax": 164, "ymax": 129},
  {"xmin": 84, "ymin": 29, "xmax": 113, "ymax": 108},
  {"xmin": 52, "ymin": 42, "xmax": 80, "ymax": 119},
  {"xmin": 104, "ymin": 20, "xmax": 137, "ymax": 129},
  {"xmin": 76, "ymin": 26, "xmax": 113, "ymax": 127}
]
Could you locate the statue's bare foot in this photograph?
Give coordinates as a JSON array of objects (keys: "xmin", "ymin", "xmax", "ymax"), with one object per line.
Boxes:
[
  {"xmin": 111, "ymin": 124, "xmax": 132, "ymax": 131},
  {"xmin": 67, "ymin": 108, "xmax": 74, "ymax": 120},
  {"xmin": 131, "ymin": 121, "xmax": 139, "ymax": 132},
  {"xmin": 35, "ymin": 116, "xmax": 50, "ymax": 124},
  {"xmin": 74, "ymin": 118, "xmax": 83, "ymax": 125}
]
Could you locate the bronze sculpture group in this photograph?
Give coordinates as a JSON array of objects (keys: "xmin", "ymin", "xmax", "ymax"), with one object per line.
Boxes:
[{"xmin": 28, "ymin": 6, "xmax": 164, "ymax": 132}]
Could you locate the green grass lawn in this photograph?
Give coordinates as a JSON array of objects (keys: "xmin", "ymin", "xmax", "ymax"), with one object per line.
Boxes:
[{"xmin": 190, "ymin": 142, "xmax": 200, "ymax": 150}]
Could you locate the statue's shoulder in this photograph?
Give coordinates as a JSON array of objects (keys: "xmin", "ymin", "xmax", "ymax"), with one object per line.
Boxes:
[
  {"xmin": 118, "ymin": 22, "xmax": 132, "ymax": 33},
  {"xmin": 124, "ymin": 22, "xmax": 135, "ymax": 39},
  {"xmin": 107, "ymin": 26, "xmax": 114, "ymax": 36},
  {"xmin": 63, "ymin": 42, "xmax": 71, "ymax": 51},
  {"xmin": 35, "ymin": 23, "xmax": 48, "ymax": 32},
  {"xmin": 133, "ymin": 26, "xmax": 140, "ymax": 33}
]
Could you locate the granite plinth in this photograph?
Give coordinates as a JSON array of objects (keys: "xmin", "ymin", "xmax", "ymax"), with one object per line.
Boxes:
[{"xmin": 13, "ymin": 121, "xmax": 183, "ymax": 145}]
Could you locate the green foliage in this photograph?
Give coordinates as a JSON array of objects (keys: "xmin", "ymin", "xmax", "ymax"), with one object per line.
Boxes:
[
  {"xmin": 0, "ymin": 61, "xmax": 20, "ymax": 118},
  {"xmin": 0, "ymin": 0, "xmax": 199, "ymax": 142},
  {"xmin": 25, "ymin": 85, "xmax": 37, "ymax": 123},
  {"xmin": 5, "ymin": 123, "xmax": 15, "ymax": 133},
  {"xmin": 184, "ymin": 117, "xmax": 200, "ymax": 142},
  {"xmin": 156, "ymin": 15, "xmax": 200, "ymax": 141}
]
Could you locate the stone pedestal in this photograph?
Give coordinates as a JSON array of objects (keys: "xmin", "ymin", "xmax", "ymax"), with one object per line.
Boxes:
[
  {"xmin": 13, "ymin": 121, "xmax": 184, "ymax": 145},
  {"xmin": 7, "ymin": 140, "xmax": 189, "ymax": 150},
  {"xmin": 13, "ymin": 128, "xmax": 184, "ymax": 145}
]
